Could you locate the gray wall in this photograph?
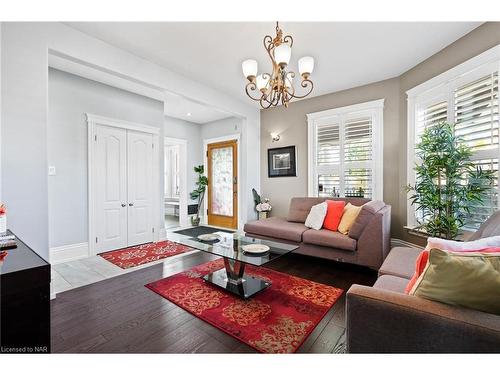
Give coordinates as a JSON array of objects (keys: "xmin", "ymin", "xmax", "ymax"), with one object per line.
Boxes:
[
  {"xmin": 397, "ymin": 22, "xmax": 500, "ymax": 245},
  {"xmin": 260, "ymin": 78, "xmax": 401, "ymax": 223},
  {"xmin": 48, "ymin": 68, "xmax": 163, "ymax": 248},
  {"xmin": 260, "ymin": 22, "xmax": 500, "ymax": 245},
  {"xmin": 164, "ymin": 116, "xmax": 203, "ymax": 203}
]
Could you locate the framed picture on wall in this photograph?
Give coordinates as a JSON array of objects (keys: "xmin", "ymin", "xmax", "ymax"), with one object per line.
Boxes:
[{"xmin": 268, "ymin": 145, "xmax": 297, "ymax": 177}]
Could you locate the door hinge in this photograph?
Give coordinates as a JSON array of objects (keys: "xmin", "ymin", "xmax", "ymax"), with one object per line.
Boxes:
[
  {"xmin": 94, "ymin": 135, "xmax": 97, "ymax": 142},
  {"xmin": 95, "ymin": 237, "xmax": 98, "ymax": 243},
  {"xmin": 206, "ymin": 150, "xmax": 208, "ymax": 157},
  {"xmin": 207, "ymin": 209, "xmax": 209, "ymax": 215},
  {"xmin": 152, "ymin": 143, "xmax": 154, "ymax": 149},
  {"xmin": 152, "ymin": 227, "xmax": 155, "ymax": 233}
]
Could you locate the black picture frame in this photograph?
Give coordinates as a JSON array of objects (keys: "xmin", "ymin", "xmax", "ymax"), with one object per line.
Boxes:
[{"xmin": 267, "ymin": 145, "xmax": 297, "ymax": 178}]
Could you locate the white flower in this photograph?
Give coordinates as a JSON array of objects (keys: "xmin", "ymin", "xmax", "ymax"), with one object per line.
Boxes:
[{"xmin": 256, "ymin": 202, "xmax": 272, "ymax": 212}]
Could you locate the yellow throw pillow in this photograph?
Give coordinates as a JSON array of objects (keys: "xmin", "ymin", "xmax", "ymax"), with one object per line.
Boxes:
[
  {"xmin": 410, "ymin": 248, "xmax": 500, "ymax": 315},
  {"xmin": 337, "ymin": 203, "xmax": 362, "ymax": 235}
]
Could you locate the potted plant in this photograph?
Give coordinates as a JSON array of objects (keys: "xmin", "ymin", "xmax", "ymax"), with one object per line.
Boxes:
[
  {"xmin": 190, "ymin": 165, "xmax": 208, "ymax": 226},
  {"xmin": 406, "ymin": 121, "xmax": 494, "ymax": 239},
  {"xmin": 256, "ymin": 198, "xmax": 272, "ymax": 220}
]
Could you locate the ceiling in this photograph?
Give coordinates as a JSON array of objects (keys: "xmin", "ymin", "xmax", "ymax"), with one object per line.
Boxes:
[{"xmin": 66, "ymin": 22, "xmax": 482, "ymax": 107}]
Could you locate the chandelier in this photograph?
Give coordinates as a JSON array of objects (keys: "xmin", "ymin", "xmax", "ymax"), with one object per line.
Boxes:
[{"xmin": 242, "ymin": 22, "xmax": 315, "ymax": 109}]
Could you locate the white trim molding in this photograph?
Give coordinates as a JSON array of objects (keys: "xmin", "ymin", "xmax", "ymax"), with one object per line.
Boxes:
[
  {"xmin": 203, "ymin": 133, "xmax": 242, "ymax": 230},
  {"xmin": 50, "ymin": 242, "xmax": 89, "ymax": 264},
  {"xmin": 164, "ymin": 136, "xmax": 189, "ymax": 229},
  {"xmin": 406, "ymin": 44, "xmax": 500, "ymax": 228},
  {"xmin": 87, "ymin": 113, "xmax": 161, "ymax": 256},
  {"xmin": 307, "ymin": 99, "xmax": 385, "ymax": 200}
]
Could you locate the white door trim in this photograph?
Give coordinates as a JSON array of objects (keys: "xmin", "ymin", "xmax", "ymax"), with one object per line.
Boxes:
[
  {"xmin": 203, "ymin": 133, "xmax": 242, "ymax": 230},
  {"xmin": 87, "ymin": 113, "xmax": 160, "ymax": 256},
  {"xmin": 164, "ymin": 136, "xmax": 188, "ymax": 229}
]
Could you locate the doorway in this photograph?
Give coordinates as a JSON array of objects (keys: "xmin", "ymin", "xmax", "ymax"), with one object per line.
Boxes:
[
  {"xmin": 206, "ymin": 138, "xmax": 238, "ymax": 229},
  {"xmin": 164, "ymin": 137, "xmax": 188, "ymax": 230}
]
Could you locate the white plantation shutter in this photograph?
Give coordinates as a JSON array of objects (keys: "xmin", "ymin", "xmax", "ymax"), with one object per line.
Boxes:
[
  {"xmin": 408, "ymin": 51, "xmax": 500, "ymax": 230},
  {"xmin": 455, "ymin": 72, "xmax": 499, "ymax": 229},
  {"xmin": 309, "ymin": 100, "xmax": 383, "ymax": 200}
]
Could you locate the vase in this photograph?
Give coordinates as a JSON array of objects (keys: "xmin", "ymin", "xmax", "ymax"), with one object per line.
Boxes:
[
  {"xmin": 258, "ymin": 212, "xmax": 269, "ymax": 220},
  {"xmin": 191, "ymin": 216, "xmax": 201, "ymax": 226},
  {"xmin": 0, "ymin": 215, "xmax": 6, "ymax": 234}
]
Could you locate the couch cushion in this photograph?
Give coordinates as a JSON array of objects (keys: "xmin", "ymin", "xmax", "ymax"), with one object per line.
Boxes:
[
  {"xmin": 348, "ymin": 200, "xmax": 385, "ymax": 240},
  {"xmin": 378, "ymin": 246, "xmax": 424, "ymax": 279},
  {"xmin": 302, "ymin": 229, "xmax": 357, "ymax": 252},
  {"xmin": 244, "ymin": 217, "xmax": 308, "ymax": 242},
  {"xmin": 373, "ymin": 275, "xmax": 409, "ymax": 293},
  {"xmin": 287, "ymin": 197, "xmax": 370, "ymax": 223},
  {"xmin": 469, "ymin": 210, "xmax": 500, "ymax": 240}
]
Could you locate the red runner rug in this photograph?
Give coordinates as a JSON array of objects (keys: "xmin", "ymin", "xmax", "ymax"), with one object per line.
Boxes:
[
  {"xmin": 99, "ymin": 241, "xmax": 193, "ymax": 269},
  {"xmin": 146, "ymin": 259, "xmax": 343, "ymax": 353}
]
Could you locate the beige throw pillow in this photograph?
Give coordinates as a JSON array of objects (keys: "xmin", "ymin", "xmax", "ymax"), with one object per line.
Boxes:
[
  {"xmin": 304, "ymin": 202, "xmax": 328, "ymax": 230},
  {"xmin": 410, "ymin": 248, "xmax": 500, "ymax": 315},
  {"xmin": 338, "ymin": 203, "xmax": 362, "ymax": 235}
]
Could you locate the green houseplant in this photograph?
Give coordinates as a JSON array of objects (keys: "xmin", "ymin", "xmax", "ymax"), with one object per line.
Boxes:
[
  {"xmin": 406, "ymin": 121, "xmax": 494, "ymax": 239},
  {"xmin": 190, "ymin": 165, "xmax": 208, "ymax": 226}
]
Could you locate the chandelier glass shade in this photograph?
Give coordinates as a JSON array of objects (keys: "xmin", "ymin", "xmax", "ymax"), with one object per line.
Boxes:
[{"xmin": 242, "ymin": 22, "xmax": 315, "ymax": 109}]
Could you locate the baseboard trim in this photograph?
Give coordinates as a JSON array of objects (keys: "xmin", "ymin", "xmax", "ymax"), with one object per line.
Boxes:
[
  {"xmin": 50, "ymin": 242, "xmax": 89, "ymax": 264},
  {"xmin": 390, "ymin": 237, "xmax": 424, "ymax": 250},
  {"xmin": 159, "ymin": 228, "xmax": 167, "ymax": 241}
]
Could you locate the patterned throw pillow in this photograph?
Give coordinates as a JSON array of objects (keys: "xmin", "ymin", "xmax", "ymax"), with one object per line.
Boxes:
[
  {"xmin": 304, "ymin": 202, "xmax": 328, "ymax": 230},
  {"xmin": 409, "ymin": 248, "xmax": 500, "ymax": 315}
]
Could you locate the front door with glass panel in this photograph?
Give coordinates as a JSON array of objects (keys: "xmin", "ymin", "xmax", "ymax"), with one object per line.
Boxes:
[{"xmin": 207, "ymin": 140, "xmax": 238, "ymax": 229}]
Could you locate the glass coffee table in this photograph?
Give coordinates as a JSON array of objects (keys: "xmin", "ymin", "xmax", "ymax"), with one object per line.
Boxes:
[{"xmin": 168, "ymin": 231, "xmax": 298, "ymax": 299}]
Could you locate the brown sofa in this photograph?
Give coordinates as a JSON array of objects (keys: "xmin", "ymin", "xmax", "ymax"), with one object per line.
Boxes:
[
  {"xmin": 346, "ymin": 211, "xmax": 500, "ymax": 353},
  {"xmin": 244, "ymin": 197, "xmax": 391, "ymax": 270}
]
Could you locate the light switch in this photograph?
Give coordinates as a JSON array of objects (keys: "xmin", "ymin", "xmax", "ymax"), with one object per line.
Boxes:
[{"xmin": 48, "ymin": 166, "xmax": 56, "ymax": 176}]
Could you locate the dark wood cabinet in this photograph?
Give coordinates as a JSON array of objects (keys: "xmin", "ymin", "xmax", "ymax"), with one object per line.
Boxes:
[{"xmin": 0, "ymin": 231, "xmax": 51, "ymax": 353}]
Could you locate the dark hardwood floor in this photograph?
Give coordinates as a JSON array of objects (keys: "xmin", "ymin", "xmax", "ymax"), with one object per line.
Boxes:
[{"xmin": 51, "ymin": 252, "xmax": 377, "ymax": 353}]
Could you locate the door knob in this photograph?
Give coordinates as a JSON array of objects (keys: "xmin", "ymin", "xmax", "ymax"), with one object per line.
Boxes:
[
  {"xmin": 129, "ymin": 203, "xmax": 134, "ymax": 206},
  {"xmin": 121, "ymin": 203, "xmax": 126, "ymax": 207}
]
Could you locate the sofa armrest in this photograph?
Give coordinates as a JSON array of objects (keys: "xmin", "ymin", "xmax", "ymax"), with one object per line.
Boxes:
[
  {"xmin": 355, "ymin": 205, "xmax": 391, "ymax": 269},
  {"xmin": 346, "ymin": 285, "xmax": 500, "ymax": 353}
]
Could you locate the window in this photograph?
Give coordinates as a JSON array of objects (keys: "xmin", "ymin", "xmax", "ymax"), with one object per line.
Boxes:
[
  {"xmin": 407, "ymin": 45, "xmax": 500, "ymax": 230},
  {"xmin": 307, "ymin": 99, "xmax": 384, "ymax": 200}
]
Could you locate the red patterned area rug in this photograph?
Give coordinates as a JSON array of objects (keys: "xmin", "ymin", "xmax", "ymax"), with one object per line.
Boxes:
[
  {"xmin": 100, "ymin": 241, "xmax": 193, "ymax": 269},
  {"xmin": 146, "ymin": 259, "xmax": 343, "ymax": 353}
]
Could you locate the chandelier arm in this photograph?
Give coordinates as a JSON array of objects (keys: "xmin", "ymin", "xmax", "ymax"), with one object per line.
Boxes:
[
  {"xmin": 288, "ymin": 79, "xmax": 314, "ymax": 99},
  {"xmin": 259, "ymin": 95, "xmax": 273, "ymax": 109},
  {"xmin": 245, "ymin": 81, "xmax": 263, "ymax": 102},
  {"xmin": 283, "ymin": 35, "xmax": 294, "ymax": 47}
]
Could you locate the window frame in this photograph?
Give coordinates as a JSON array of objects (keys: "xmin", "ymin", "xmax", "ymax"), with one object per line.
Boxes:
[
  {"xmin": 307, "ymin": 99, "xmax": 385, "ymax": 200},
  {"xmin": 406, "ymin": 44, "xmax": 500, "ymax": 228}
]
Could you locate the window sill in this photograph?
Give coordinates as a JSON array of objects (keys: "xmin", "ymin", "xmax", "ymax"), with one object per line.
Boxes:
[{"xmin": 404, "ymin": 226, "xmax": 474, "ymax": 242}]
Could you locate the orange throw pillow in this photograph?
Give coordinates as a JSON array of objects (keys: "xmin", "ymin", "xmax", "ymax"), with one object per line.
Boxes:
[{"xmin": 322, "ymin": 200, "xmax": 346, "ymax": 231}]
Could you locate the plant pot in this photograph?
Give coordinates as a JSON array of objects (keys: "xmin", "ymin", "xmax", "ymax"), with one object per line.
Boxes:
[
  {"xmin": 0, "ymin": 215, "xmax": 6, "ymax": 234},
  {"xmin": 258, "ymin": 212, "xmax": 269, "ymax": 220},
  {"xmin": 191, "ymin": 216, "xmax": 201, "ymax": 226}
]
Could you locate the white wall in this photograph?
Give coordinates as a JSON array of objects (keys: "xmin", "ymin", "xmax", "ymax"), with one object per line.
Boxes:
[
  {"xmin": 1, "ymin": 22, "xmax": 259, "ymax": 260},
  {"xmin": 164, "ymin": 116, "xmax": 202, "ymax": 203},
  {"xmin": 48, "ymin": 68, "xmax": 163, "ymax": 248}
]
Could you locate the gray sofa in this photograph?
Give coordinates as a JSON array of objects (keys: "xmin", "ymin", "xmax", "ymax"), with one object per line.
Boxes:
[
  {"xmin": 244, "ymin": 197, "xmax": 391, "ymax": 270},
  {"xmin": 346, "ymin": 211, "xmax": 500, "ymax": 353}
]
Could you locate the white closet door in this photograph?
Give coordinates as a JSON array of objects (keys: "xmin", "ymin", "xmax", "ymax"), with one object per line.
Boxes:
[
  {"xmin": 127, "ymin": 130, "xmax": 154, "ymax": 247},
  {"xmin": 95, "ymin": 125, "xmax": 128, "ymax": 253}
]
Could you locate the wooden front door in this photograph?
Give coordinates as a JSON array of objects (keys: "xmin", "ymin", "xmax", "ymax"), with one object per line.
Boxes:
[{"xmin": 207, "ymin": 140, "xmax": 238, "ymax": 229}]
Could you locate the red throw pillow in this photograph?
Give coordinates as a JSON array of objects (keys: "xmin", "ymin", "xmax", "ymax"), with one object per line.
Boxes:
[
  {"xmin": 404, "ymin": 246, "xmax": 500, "ymax": 294},
  {"xmin": 322, "ymin": 200, "xmax": 346, "ymax": 231}
]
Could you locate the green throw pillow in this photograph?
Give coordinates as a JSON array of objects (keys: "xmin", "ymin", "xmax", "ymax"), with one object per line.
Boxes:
[{"xmin": 411, "ymin": 248, "xmax": 500, "ymax": 315}]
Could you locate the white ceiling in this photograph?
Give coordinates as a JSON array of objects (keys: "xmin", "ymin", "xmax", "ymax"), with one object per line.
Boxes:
[{"xmin": 66, "ymin": 22, "xmax": 482, "ymax": 107}]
